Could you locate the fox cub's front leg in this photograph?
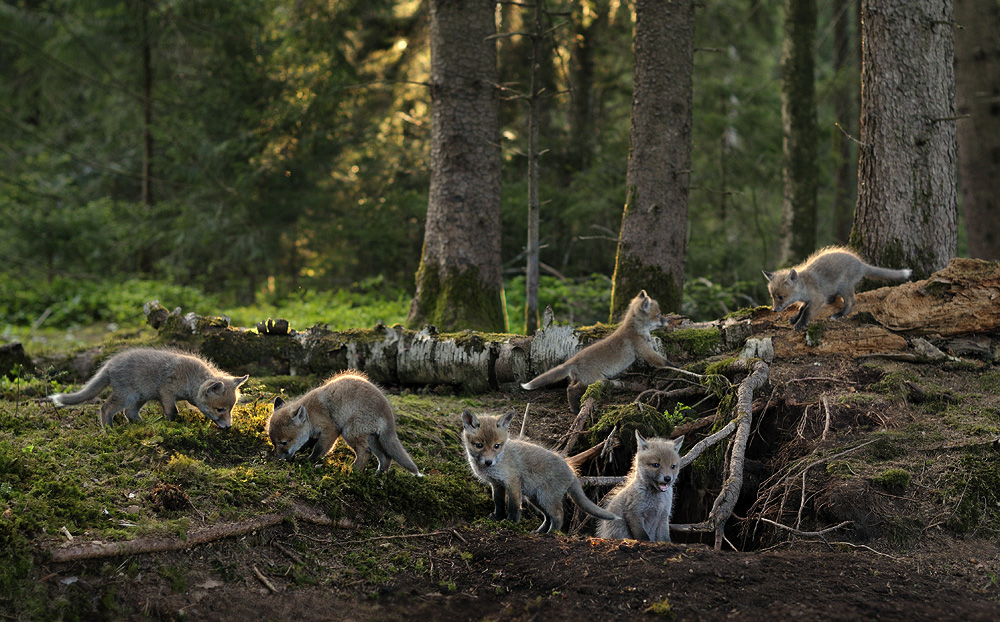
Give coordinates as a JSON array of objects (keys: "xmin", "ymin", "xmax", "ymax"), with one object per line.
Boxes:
[{"xmin": 489, "ymin": 483, "xmax": 507, "ymax": 520}]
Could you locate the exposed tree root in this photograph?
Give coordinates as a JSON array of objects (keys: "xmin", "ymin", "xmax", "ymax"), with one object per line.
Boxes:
[
  {"xmin": 671, "ymin": 358, "xmax": 770, "ymax": 550},
  {"xmin": 45, "ymin": 503, "xmax": 333, "ymax": 563}
]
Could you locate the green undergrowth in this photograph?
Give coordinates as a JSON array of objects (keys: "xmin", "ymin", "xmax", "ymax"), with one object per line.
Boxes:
[{"xmin": 0, "ymin": 376, "xmax": 502, "ymax": 617}]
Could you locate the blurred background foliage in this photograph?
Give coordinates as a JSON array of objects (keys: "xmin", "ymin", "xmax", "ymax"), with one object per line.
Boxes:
[{"xmin": 0, "ymin": 0, "xmax": 859, "ymax": 332}]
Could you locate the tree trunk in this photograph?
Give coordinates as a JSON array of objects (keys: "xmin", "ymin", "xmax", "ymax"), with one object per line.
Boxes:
[
  {"xmin": 610, "ymin": 0, "xmax": 694, "ymax": 320},
  {"xmin": 524, "ymin": 0, "xmax": 545, "ymax": 335},
  {"xmin": 954, "ymin": 0, "xmax": 1000, "ymax": 260},
  {"xmin": 831, "ymin": 0, "xmax": 857, "ymax": 246},
  {"xmin": 851, "ymin": 0, "xmax": 958, "ymax": 278},
  {"xmin": 407, "ymin": 0, "xmax": 505, "ymax": 333},
  {"xmin": 779, "ymin": 0, "xmax": 818, "ymax": 265},
  {"xmin": 566, "ymin": 2, "xmax": 605, "ymax": 173}
]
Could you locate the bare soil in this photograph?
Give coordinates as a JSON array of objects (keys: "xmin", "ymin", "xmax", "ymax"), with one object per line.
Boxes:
[{"xmin": 34, "ymin": 353, "xmax": 1000, "ymax": 621}]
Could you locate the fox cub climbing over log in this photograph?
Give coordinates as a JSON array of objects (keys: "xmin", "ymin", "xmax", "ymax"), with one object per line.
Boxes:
[
  {"xmin": 49, "ymin": 348, "xmax": 248, "ymax": 428},
  {"xmin": 520, "ymin": 290, "xmax": 673, "ymax": 413},
  {"xmin": 267, "ymin": 371, "xmax": 422, "ymax": 476},
  {"xmin": 461, "ymin": 409, "xmax": 619, "ymax": 533},
  {"xmin": 763, "ymin": 246, "xmax": 911, "ymax": 332},
  {"xmin": 598, "ymin": 432, "xmax": 684, "ymax": 542}
]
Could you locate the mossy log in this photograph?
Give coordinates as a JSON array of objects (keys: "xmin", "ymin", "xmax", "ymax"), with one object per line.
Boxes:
[{"xmin": 137, "ymin": 259, "xmax": 1000, "ymax": 392}]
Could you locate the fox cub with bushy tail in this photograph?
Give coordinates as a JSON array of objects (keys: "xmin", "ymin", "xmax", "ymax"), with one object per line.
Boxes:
[
  {"xmin": 461, "ymin": 409, "xmax": 618, "ymax": 533},
  {"xmin": 267, "ymin": 371, "xmax": 422, "ymax": 476},
  {"xmin": 598, "ymin": 432, "xmax": 684, "ymax": 542},
  {"xmin": 49, "ymin": 348, "xmax": 248, "ymax": 428},
  {"xmin": 521, "ymin": 290, "xmax": 673, "ymax": 413},
  {"xmin": 763, "ymin": 246, "xmax": 911, "ymax": 332}
]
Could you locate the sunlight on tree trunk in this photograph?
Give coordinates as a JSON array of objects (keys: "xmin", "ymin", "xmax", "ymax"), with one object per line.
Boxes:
[
  {"xmin": 407, "ymin": 0, "xmax": 506, "ymax": 333},
  {"xmin": 524, "ymin": 0, "xmax": 546, "ymax": 335}
]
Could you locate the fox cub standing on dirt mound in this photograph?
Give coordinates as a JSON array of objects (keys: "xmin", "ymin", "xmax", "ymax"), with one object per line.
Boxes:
[
  {"xmin": 267, "ymin": 371, "xmax": 422, "ymax": 476},
  {"xmin": 521, "ymin": 290, "xmax": 673, "ymax": 413},
  {"xmin": 49, "ymin": 348, "xmax": 249, "ymax": 428},
  {"xmin": 598, "ymin": 432, "xmax": 684, "ymax": 542},
  {"xmin": 763, "ymin": 246, "xmax": 911, "ymax": 332},
  {"xmin": 461, "ymin": 409, "xmax": 618, "ymax": 533}
]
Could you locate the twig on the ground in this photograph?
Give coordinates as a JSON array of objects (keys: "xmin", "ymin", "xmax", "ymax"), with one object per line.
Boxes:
[
  {"xmin": 253, "ymin": 565, "xmax": 279, "ymax": 593},
  {"xmin": 272, "ymin": 541, "xmax": 304, "ymax": 565}
]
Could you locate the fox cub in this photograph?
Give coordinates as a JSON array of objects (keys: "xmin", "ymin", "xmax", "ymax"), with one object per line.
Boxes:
[
  {"xmin": 521, "ymin": 290, "xmax": 672, "ymax": 413},
  {"xmin": 763, "ymin": 246, "xmax": 911, "ymax": 332},
  {"xmin": 598, "ymin": 432, "xmax": 684, "ymax": 542},
  {"xmin": 267, "ymin": 371, "xmax": 422, "ymax": 476},
  {"xmin": 49, "ymin": 348, "xmax": 248, "ymax": 428},
  {"xmin": 461, "ymin": 409, "xmax": 618, "ymax": 533}
]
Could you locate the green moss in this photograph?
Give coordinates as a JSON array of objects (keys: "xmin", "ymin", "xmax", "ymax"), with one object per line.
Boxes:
[
  {"xmin": 609, "ymin": 255, "xmax": 683, "ymax": 320},
  {"xmin": 645, "ymin": 597, "xmax": 676, "ymax": 617},
  {"xmin": 805, "ymin": 321, "xmax": 825, "ymax": 346},
  {"xmin": 946, "ymin": 448, "xmax": 1000, "ymax": 534},
  {"xmin": 407, "ymin": 263, "xmax": 506, "ymax": 333},
  {"xmin": 662, "ymin": 328, "xmax": 722, "ymax": 358},
  {"xmin": 587, "ymin": 402, "xmax": 675, "ymax": 448},
  {"xmin": 867, "ymin": 434, "xmax": 905, "ymax": 461},
  {"xmin": 872, "ymin": 468, "xmax": 911, "ymax": 490},
  {"xmin": 581, "ymin": 380, "xmax": 608, "ymax": 403}
]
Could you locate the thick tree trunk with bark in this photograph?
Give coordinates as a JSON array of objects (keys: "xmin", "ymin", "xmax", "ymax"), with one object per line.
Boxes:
[
  {"xmin": 779, "ymin": 0, "xmax": 818, "ymax": 265},
  {"xmin": 954, "ymin": 0, "xmax": 1000, "ymax": 260},
  {"xmin": 407, "ymin": 0, "xmax": 505, "ymax": 333},
  {"xmin": 851, "ymin": 0, "xmax": 958, "ymax": 278},
  {"xmin": 611, "ymin": 0, "xmax": 694, "ymax": 320}
]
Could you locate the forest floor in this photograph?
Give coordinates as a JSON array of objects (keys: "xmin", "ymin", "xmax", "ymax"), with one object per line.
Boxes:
[{"xmin": 11, "ymin": 325, "xmax": 1000, "ymax": 621}]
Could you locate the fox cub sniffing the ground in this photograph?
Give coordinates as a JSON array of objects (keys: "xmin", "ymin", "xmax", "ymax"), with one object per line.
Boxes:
[
  {"xmin": 267, "ymin": 371, "xmax": 422, "ymax": 476},
  {"xmin": 461, "ymin": 409, "xmax": 618, "ymax": 533},
  {"xmin": 598, "ymin": 432, "xmax": 684, "ymax": 542},
  {"xmin": 521, "ymin": 290, "xmax": 673, "ymax": 413},
  {"xmin": 763, "ymin": 246, "xmax": 911, "ymax": 332},
  {"xmin": 49, "ymin": 348, "xmax": 248, "ymax": 428}
]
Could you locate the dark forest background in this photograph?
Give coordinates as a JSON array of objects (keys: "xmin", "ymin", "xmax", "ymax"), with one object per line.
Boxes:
[{"xmin": 0, "ymin": 0, "xmax": 984, "ymax": 332}]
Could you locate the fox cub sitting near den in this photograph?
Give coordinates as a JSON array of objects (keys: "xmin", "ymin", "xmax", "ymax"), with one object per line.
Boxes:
[
  {"xmin": 598, "ymin": 432, "xmax": 684, "ymax": 542},
  {"xmin": 461, "ymin": 409, "xmax": 618, "ymax": 533}
]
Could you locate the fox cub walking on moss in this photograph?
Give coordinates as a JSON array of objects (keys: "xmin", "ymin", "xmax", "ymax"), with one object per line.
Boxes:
[
  {"xmin": 461, "ymin": 409, "xmax": 618, "ymax": 533},
  {"xmin": 598, "ymin": 432, "xmax": 684, "ymax": 542},
  {"xmin": 763, "ymin": 246, "xmax": 911, "ymax": 332},
  {"xmin": 267, "ymin": 371, "xmax": 422, "ymax": 476},
  {"xmin": 49, "ymin": 348, "xmax": 248, "ymax": 428},
  {"xmin": 520, "ymin": 290, "xmax": 673, "ymax": 413}
]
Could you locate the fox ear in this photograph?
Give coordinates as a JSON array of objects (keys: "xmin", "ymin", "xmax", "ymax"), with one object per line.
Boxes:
[
  {"xmin": 234, "ymin": 374, "xmax": 249, "ymax": 388},
  {"xmin": 762, "ymin": 270, "xmax": 774, "ymax": 282},
  {"xmin": 672, "ymin": 435, "xmax": 684, "ymax": 452},
  {"xmin": 635, "ymin": 430, "xmax": 649, "ymax": 450},
  {"xmin": 498, "ymin": 410, "xmax": 516, "ymax": 431},
  {"xmin": 461, "ymin": 409, "xmax": 479, "ymax": 430},
  {"xmin": 273, "ymin": 396, "xmax": 285, "ymax": 409},
  {"xmin": 292, "ymin": 405, "xmax": 308, "ymax": 425},
  {"xmin": 789, "ymin": 268, "xmax": 798, "ymax": 281},
  {"xmin": 206, "ymin": 380, "xmax": 225, "ymax": 396}
]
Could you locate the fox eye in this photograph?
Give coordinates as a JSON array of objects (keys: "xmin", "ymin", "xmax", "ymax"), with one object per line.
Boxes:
[
  {"xmin": 474, "ymin": 442, "xmax": 483, "ymax": 449},
  {"xmin": 216, "ymin": 407, "xmax": 226, "ymax": 414},
  {"xmin": 651, "ymin": 463, "xmax": 660, "ymax": 468},
  {"xmin": 493, "ymin": 443, "xmax": 501, "ymax": 450},
  {"xmin": 278, "ymin": 440, "xmax": 288, "ymax": 446},
  {"xmin": 671, "ymin": 464, "xmax": 677, "ymax": 470}
]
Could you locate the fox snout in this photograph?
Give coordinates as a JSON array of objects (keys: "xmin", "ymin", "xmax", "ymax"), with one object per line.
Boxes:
[{"xmin": 479, "ymin": 457, "xmax": 494, "ymax": 467}]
